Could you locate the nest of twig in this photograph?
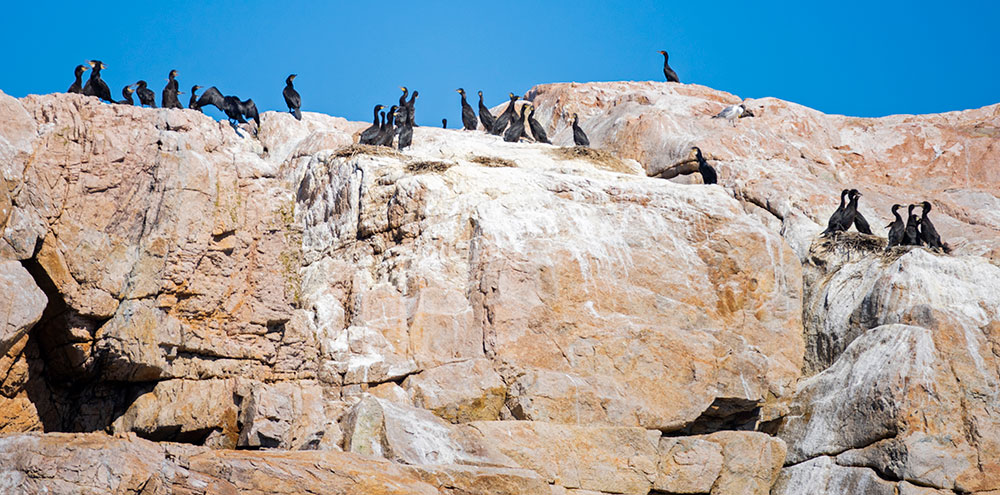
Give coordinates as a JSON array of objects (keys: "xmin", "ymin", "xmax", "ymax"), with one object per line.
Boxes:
[
  {"xmin": 550, "ymin": 146, "xmax": 634, "ymax": 174},
  {"xmin": 331, "ymin": 144, "xmax": 404, "ymax": 159},
  {"xmin": 405, "ymin": 160, "xmax": 455, "ymax": 174},
  {"xmin": 470, "ymin": 155, "xmax": 517, "ymax": 168}
]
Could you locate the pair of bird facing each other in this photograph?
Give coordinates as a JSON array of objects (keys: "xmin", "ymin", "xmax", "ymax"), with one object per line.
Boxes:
[
  {"xmin": 822, "ymin": 189, "xmax": 871, "ymax": 235},
  {"xmin": 358, "ymin": 103, "xmax": 415, "ymax": 150},
  {"xmin": 886, "ymin": 202, "xmax": 947, "ymax": 251}
]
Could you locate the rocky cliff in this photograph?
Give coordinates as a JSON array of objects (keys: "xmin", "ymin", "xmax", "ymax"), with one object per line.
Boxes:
[{"xmin": 0, "ymin": 81, "xmax": 997, "ymax": 494}]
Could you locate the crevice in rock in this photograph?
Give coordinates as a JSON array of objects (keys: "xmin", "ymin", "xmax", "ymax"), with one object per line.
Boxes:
[
  {"xmin": 662, "ymin": 397, "xmax": 761, "ymax": 436},
  {"xmin": 17, "ymin": 252, "xmax": 153, "ymax": 434}
]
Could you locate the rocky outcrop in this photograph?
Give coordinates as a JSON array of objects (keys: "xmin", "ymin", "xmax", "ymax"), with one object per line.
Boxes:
[{"xmin": 0, "ymin": 80, "xmax": 998, "ymax": 494}]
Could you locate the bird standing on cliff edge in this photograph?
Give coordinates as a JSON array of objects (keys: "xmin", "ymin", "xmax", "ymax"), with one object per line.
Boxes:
[
  {"xmin": 283, "ymin": 74, "xmax": 301, "ymax": 120},
  {"xmin": 116, "ymin": 84, "xmax": 135, "ymax": 105},
  {"xmin": 189, "ymin": 86, "xmax": 202, "ymax": 110},
  {"xmin": 821, "ymin": 190, "xmax": 851, "ymax": 235},
  {"xmin": 359, "ymin": 104, "xmax": 385, "ymax": 145},
  {"xmin": 478, "ymin": 91, "xmax": 495, "ymax": 131},
  {"xmin": 527, "ymin": 106, "xmax": 550, "ymax": 144},
  {"xmin": 135, "ymin": 80, "xmax": 156, "ymax": 108},
  {"xmin": 162, "ymin": 70, "xmax": 183, "ymax": 109},
  {"xmin": 68, "ymin": 65, "xmax": 88, "ymax": 94},
  {"xmin": 572, "ymin": 113, "xmax": 590, "ymax": 146},
  {"xmin": 918, "ymin": 201, "xmax": 949, "ymax": 252},
  {"xmin": 658, "ymin": 50, "xmax": 679, "ymax": 82},
  {"xmin": 849, "ymin": 190, "xmax": 873, "ymax": 234},
  {"xmin": 457, "ymin": 88, "xmax": 477, "ymax": 130},
  {"xmin": 83, "ymin": 60, "xmax": 114, "ymax": 103}
]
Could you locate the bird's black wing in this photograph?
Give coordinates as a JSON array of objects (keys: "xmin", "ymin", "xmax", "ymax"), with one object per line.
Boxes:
[
  {"xmin": 195, "ymin": 87, "xmax": 226, "ymax": 111},
  {"xmin": 242, "ymin": 99, "xmax": 260, "ymax": 127},
  {"xmin": 853, "ymin": 211, "xmax": 873, "ymax": 234},
  {"xmin": 283, "ymin": 87, "xmax": 301, "ymax": 110}
]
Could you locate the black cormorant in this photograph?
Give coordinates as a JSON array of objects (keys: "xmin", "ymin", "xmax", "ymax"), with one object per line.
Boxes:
[
  {"xmin": 821, "ymin": 189, "xmax": 851, "ymax": 235},
  {"xmin": 404, "ymin": 90, "xmax": 418, "ymax": 127},
  {"xmin": 504, "ymin": 104, "xmax": 529, "ymax": 143},
  {"xmin": 527, "ymin": 106, "xmax": 550, "ymax": 144},
  {"xmin": 83, "ymin": 60, "xmax": 114, "ymax": 103},
  {"xmin": 398, "ymin": 111, "xmax": 413, "ymax": 150},
  {"xmin": 849, "ymin": 190, "xmax": 873, "ymax": 234},
  {"xmin": 918, "ymin": 201, "xmax": 947, "ymax": 251},
  {"xmin": 491, "ymin": 93, "xmax": 519, "ymax": 135},
  {"xmin": 135, "ymin": 80, "xmax": 157, "ymax": 108},
  {"xmin": 395, "ymin": 87, "xmax": 409, "ymax": 128},
  {"xmin": 162, "ymin": 70, "xmax": 183, "ymax": 109},
  {"xmin": 903, "ymin": 204, "xmax": 922, "ymax": 245},
  {"xmin": 194, "ymin": 87, "xmax": 260, "ymax": 131},
  {"xmin": 376, "ymin": 105, "xmax": 398, "ymax": 147},
  {"xmin": 658, "ymin": 50, "xmax": 679, "ymax": 83},
  {"xmin": 692, "ymin": 147, "xmax": 717, "ymax": 184},
  {"xmin": 886, "ymin": 204, "xmax": 904, "ymax": 248},
  {"xmin": 360, "ymin": 104, "xmax": 385, "ymax": 144},
  {"xmin": 572, "ymin": 113, "xmax": 590, "ymax": 146},
  {"xmin": 68, "ymin": 65, "xmax": 88, "ymax": 94},
  {"xmin": 478, "ymin": 91, "xmax": 495, "ymax": 131},
  {"xmin": 116, "ymin": 84, "xmax": 135, "ymax": 105},
  {"xmin": 457, "ymin": 88, "xmax": 477, "ymax": 130},
  {"xmin": 189, "ymin": 85, "xmax": 202, "ymax": 110},
  {"xmin": 442, "ymin": 118, "xmax": 447, "ymax": 128},
  {"xmin": 283, "ymin": 74, "xmax": 301, "ymax": 120}
]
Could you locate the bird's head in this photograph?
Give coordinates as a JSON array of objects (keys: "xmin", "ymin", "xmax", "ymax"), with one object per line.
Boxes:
[
  {"xmin": 850, "ymin": 189, "xmax": 861, "ymax": 198},
  {"xmin": 477, "ymin": 90, "xmax": 483, "ymax": 97},
  {"xmin": 891, "ymin": 204, "xmax": 900, "ymax": 213},
  {"xmin": 375, "ymin": 104, "xmax": 385, "ymax": 111},
  {"xmin": 75, "ymin": 64, "xmax": 89, "ymax": 75},
  {"xmin": 136, "ymin": 80, "xmax": 147, "ymax": 88},
  {"xmin": 456, "ymin": 88, "xmax": 465, "ymax": 95},
  {"xmin": 169, "ymin": 69, "xmax": 178, "ymax": 79},
  {"xmin": 413, "ymin": 91, "xmax": 419, "ymax": 98},
  {"xmin": 921, "ymin": 200, "xmax": 931, "ymax": 212},
  {"xmin": 125, "ymin": 86, "xmax": 135, "ymax": 93},
  {"xmin": 192, "ymin": 85, "xmax": 202, "ymax": 91},
  {"xmin": 400, "ymin": 86, "xmax": 407, "ymax": 93},
  {"xmin": 658, "ymin": 50, "xmax": 668, "ymax": 58}
]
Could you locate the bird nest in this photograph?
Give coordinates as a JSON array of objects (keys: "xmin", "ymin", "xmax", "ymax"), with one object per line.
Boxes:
[
  {"xmin": 550, "ymin": 146, "xmax": 634, "ymax": 174},
  {"xmin": 469, "ymin": 155, "xmax": 517, "ymax": 168},
  {"xmin": 331, "ymin": 144, "xmax": 404, "ymax": 159},
  {"xmin": 405, "ymin": 160, "xmax": 455, "ymax": 174}
]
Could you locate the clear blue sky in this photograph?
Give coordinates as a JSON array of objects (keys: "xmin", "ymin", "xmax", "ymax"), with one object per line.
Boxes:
[{"xmin": 1, "ymin": 1, "xmax": 997, "ymax": 125}]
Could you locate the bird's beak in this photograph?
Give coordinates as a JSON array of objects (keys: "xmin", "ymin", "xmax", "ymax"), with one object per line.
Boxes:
[
  {"xmin": 101, "ymin": 63, "xmax": 107, "ymax": 69},
  {"xmin": 400, "ymin": 86, "xmax": 406, "ymax": 91},
  {"xmin": 87, "ymin": 60, "xmax": 95, "ymax": 67},
  {"xmin": 82, "ymin": 66, "xmax": 89, "ymax": 72},
  {"xmin": 178, "ymin": 91, "xmax": 185, "ymax": 95}
]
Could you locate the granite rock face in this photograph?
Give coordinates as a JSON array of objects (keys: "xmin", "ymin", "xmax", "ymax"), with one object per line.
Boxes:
[{"xmin": 0, "ymin": 80, "xmax": 998, "ymax": 494}]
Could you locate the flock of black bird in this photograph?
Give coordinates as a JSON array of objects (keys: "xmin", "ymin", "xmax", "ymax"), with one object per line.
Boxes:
[
  {"xmin": 66, "ymin": 60, "xmax": 303, "ymax": 134},
  {"xmin": 63, "ymin": 54, "xmax": 947, "ymax": 251},
  {"xmin": 822, "ymin": 189, "xmax": 949, "ymax": 252}
]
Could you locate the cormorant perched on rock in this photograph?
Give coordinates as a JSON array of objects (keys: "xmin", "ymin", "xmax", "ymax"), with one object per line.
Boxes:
[
  {"xmin": 456, "ymin": 88, "xmax": 477, "ymax": 130},
  {"xmin": 527, "ymin": 106, "xmax": 550, "ymax": 144},
  {"xmin": 116, "ymin": 84, "xmax": 135, "ymax": 105},
  {"xmin": 572, "ymin": 113, "xmax": 590, "ymax": 146},
  {"xmin": 83, "ymin": 60, "xmax": 114, "ymax": 103},
  {"xmin": 68, "ymin": 65, "xmax": 88, "ymax": 94},
  {"xmin": 658, "ymin": 50, "xmax": 679, "ymax": 83},
  {"xmin": 396, "ymin": 87, "xmax": 409, "ymax": 123},
  {"xmin": 359, "ymin": 104, "xmax": 385, "ymax": 145},
  {"xmin": 821, "ymin": 190, "xmax": 851, "ymax": 235},
  {"xmin": 188, "ymin": 85, "xmax": 202, "ymax": 110},
  {"xmin": 376, "ymin": 105, "xmax": 398, "ymax": 147},
  {"xmin": 886, "ymin": 204, "xmax": 904, "ymax": 248},
  {"xmin": 442, "ymin": 118, "xmax": 447, "ymax": 128},
  {"xmin": 491, "ymin": 93, "xmax": 519, "ymax": 135},
  {"xmin": 903, "ymin": 204, "xmax": 922, "ymax": 246},
  {"xmin": 135, "ymin": 81, "xmax": 156, "ymax": 107},
  {"xmin": 162, "ymin": 70, "xmax": 183, "ymax": 109},
  {"xmin": 194, "ymin": 87, "xmax": 260, "ymax": 131},
  {"xmin": 692, "ymin": 147, "xmax": 717, "ymax": 185},
  {"xmin": 849, "ymin": 190, "xmax": 873, "ymax": 234},
  {"xmin": 398, "ymin": 111, "xmax": 413, "ymax": 150},
  {"xmin": 404, "ymin": 90, "xmax": 418, "ymax": 127},
  {"xmin": 918, "ymin": 201, "xmax": 948, "ymax": 252},
  {"xmin": 504, "ymin": 104, "xmax": 529, "ymax": 143},
  {"xmin": 283, "ymin": 74, "xmax": 301, "ymax": 120},
  {"xmin": 478, "ymin": 91, "xmax": 495, "ymax": 131}
]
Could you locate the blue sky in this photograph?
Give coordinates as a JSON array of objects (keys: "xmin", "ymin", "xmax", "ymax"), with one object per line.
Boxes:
[{"xmin": 1, "ymin": 1, "xmax": 997, "ymax": 125}]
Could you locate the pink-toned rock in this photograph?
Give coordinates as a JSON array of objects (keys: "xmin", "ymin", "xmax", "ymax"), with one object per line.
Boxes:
[{"xmin": 405, "ymin": 358, "xmax": 506, "ymax": 423}]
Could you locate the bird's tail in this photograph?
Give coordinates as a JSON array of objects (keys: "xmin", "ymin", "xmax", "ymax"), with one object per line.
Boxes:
[{"xmin": 293, "ymin": 108, "xmax": 302, "ymax": 121}]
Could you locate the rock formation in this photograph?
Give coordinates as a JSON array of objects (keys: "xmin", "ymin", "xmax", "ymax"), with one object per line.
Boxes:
[{"xmin": 0, "ymin": 80, "xmax": 997, "ymax": 494}]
